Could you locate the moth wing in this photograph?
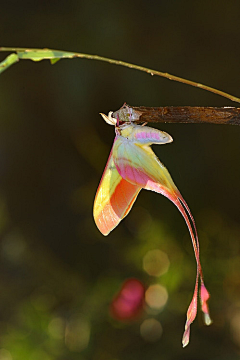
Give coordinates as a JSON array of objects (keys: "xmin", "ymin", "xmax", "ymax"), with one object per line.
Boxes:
[
  {"xmin": 131, "ymin": 125, "xmax": 173, "ymax": 145},
  {"xmin": 93, "ymin": 145, "xmax": 141, "ymax": 235},
  {"xmin": 113, "ymin": 138, "xmax": 178, "ymax": 200},
  {"xmin": 113, "ymin": 136, "xmax": 212, "ymax": 343}
]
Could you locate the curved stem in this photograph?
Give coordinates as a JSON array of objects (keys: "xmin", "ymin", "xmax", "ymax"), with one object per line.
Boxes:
[{"xmin": 0, "ymin": 47, "xmax": 240, "ymax": 103}]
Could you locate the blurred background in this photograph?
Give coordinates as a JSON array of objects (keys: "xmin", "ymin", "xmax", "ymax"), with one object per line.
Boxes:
[{"xmin": 1, "ymin": 1, "xmax": 240, "ymax": 359}]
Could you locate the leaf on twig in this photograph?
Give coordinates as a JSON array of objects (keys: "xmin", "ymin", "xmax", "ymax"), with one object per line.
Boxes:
[{"xmin": 0, "ymin": 53, "xmax": 19, "ymax": 74}]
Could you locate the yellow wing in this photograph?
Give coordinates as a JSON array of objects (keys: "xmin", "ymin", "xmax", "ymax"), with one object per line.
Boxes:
[{"xmin": 93, "ymin": 146, "xmax": 141, "ymax": 235}]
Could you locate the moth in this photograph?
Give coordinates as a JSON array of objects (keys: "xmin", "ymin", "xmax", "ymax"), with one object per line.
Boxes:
[{"xmin": 93, "ymin": 109, "xmax": 211, "ymax": 346}]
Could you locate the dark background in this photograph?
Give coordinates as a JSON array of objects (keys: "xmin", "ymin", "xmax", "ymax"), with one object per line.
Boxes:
[{"xmin": 1, "ymin": 1, "xmax": 240, "ymax": 359}]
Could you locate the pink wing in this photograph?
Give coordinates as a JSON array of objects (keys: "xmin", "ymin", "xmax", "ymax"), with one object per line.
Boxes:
[
  {"xmin": 93, "ymin": 145, "xmax": 141, "ymax": 236},
  {"xmin": 113, "ymin": 134, "xmax": 211, "ymax": 346}
]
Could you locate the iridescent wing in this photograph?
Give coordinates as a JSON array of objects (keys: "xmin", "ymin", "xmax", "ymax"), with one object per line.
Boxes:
[
  {"xmin": 112, "ymin": 123, "xmax": 211, "ymax": 346},
  {"xmin": 93, "ymin": 145, "xmax": 141, "ymax": 236}
]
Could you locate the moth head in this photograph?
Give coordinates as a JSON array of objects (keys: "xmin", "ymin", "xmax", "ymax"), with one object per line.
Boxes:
[{"xmin": 112, "ymin": 104, "xmax": 142, "ymax": 123}]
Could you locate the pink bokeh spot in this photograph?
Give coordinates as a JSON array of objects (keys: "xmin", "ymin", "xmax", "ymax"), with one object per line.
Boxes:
[{"xmin": 110, "ymin": 279, "xmax": 145, "ymax": 321}]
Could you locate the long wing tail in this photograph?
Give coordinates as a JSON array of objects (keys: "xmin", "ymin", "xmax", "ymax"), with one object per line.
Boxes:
[
  {"xmin": 175, "ymin": 194, "xmax": 212, "ymax": 347},
  {"xmin": 112, "ymin": 137, "xmax": 211, "ymax": 346}
]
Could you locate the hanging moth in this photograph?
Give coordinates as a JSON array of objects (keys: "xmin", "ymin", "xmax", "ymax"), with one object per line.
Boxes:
[{"xmin": 93, "ymin": 109, "xmax": 211, "ymax": 346}]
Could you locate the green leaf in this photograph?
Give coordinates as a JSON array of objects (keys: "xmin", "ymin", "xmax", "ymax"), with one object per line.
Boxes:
[
  {"xmin": 50, "ymin": 58, "xmax": 61, "ymax": 65},
  {"xmin": 16, "ymin": 49, "xmax": 76, "ymax": 61},
  {"xmin": 0, "ymin": 53, "xmax": 19, "ymax": 74}
]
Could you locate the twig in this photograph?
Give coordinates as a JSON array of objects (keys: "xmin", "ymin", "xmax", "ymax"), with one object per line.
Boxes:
[
  {"xmin": 0, "ymin": 47, "xmax": 240, "ymax": 103},
  {"xmin": 113, "ymin": 104, "xmax": 240, "ymax": 126}
]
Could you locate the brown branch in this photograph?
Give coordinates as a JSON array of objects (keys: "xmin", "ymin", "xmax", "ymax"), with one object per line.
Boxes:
[{"xmin": 112, "ymin": 104, "xmax": 240, "ymax": 125}]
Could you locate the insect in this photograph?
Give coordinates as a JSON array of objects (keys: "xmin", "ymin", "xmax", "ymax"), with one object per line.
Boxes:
[{"xmin": 93, "ymin": 110, "xmax": 211, "ymax": 347}]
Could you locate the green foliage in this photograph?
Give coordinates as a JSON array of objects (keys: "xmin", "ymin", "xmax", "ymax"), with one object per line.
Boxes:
[{"xmin": 0, "ymin": 53, "xmax": 18, "ymax": 74}]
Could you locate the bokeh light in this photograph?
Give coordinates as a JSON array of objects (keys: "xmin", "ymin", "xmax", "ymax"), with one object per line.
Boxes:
[
  {"xmin": 145, "ymin": 284, "xmax": 168, "ymax": 311},
  {"xmin": 0, "ymin": 349, "xmax": 12, "ymax": 360},
  {"xmin": 48, "ymin": 317, "xmax": 65, "ymax": 340},
  {"xmin": 110, "ymin": 279, "xmax": 145, "ymax": 321},
  {"xmin": 143, "ymin": 249, "xmax": 170, "ymax": 277},
  {"xmin": 65, "ymin": 316, "xmax": 91, "ymax": 352},
  {"xmin": 140, "ymin": 319, "xmax": 163, "ymax": 342}
]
